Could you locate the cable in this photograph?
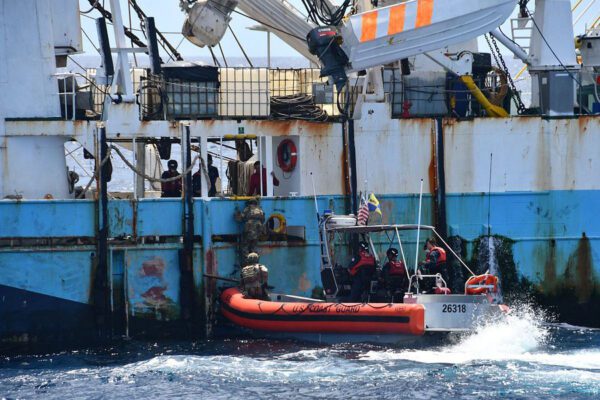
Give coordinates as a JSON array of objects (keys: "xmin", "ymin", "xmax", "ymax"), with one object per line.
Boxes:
[
  {"xmin": 137, "ymin": 77, "xmax": 165, "ymax": 120},
  {"xmin": 202, "ymin": 0, "xmax": 305, "ymax": 41},
  {"xmin": 218, "ymin": 43, "xmax": 229, "ymax": 68},
  {"xmin": 229, "ymin": 26, "xmax": 254, "ymax": 68},
  {"xmin": 68, "ymin": 57, "xmax": 117, "ymax": 101},
  {"xmin": 270, "ymin": 94, "xmax": 328, "ymax": 121},
  {"xmin": 110, "ymin": 145, "xmax": 203, "ymax": 183},
  {"xmin": 128, "ymin": 0, "xmax": 184, "ymax": 61},
  {"xmin": 301, "ymin": 0, "xmax": 354, "ymax": 26},
  {"xmin": 525, "ymin": 6, "xmax": 581, "ymax": 86},
  {"xmin": 81, "ymin": 0, "xmax": 99, "ymax": 14},
  {"xmin": 208, "ymin": 47, "xmax": 222, "ymax": 67}
]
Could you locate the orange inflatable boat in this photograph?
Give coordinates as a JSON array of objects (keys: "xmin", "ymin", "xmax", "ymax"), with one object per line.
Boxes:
[{"xmin": 220, "ymin": 287, "xmax": 425, "ymax": 336}]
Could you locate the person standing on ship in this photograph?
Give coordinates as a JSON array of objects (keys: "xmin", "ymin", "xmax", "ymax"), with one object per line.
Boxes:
[
  {"xmin": 347, "ymin": 241, "xmax": 377, "ymax": 302},
  {"xmin": 161, "ymin": 159, "xmax": 182, "ymax": 198},
  {"xmin": 192, "ymin": 154, "xmax": 220, "ymax": 197},
  {"xmin": 249, "ymin": 161, "xmax": 279, "ymax": 196},
  {"xmin": 236, "ymin": 139, "xmax": 254, "ymax": 162},
  {"xmin": 418, "ymin": 238, "xmax": 448, "ymax": 291}
]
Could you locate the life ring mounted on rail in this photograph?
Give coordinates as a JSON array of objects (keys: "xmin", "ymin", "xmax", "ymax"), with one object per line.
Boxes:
[
  {"xmin": 465, "ymin": 274, "xmax": 499, "ymax": 295},
  {"xmin": 277, "ymin": 139, "xmax": 298, "ymax": 172}
]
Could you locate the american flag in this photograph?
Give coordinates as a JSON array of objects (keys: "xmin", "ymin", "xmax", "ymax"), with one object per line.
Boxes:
[{"xmin": 357, "ymin": 201, "xmax": 370, "ymax": 226}]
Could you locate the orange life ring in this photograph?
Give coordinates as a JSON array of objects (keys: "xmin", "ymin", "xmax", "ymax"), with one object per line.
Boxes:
[
  {"xmin": 465, "ymin": 274, "xmax": 498, "ymax": 295},
  {"xmin": 277, "ymin": 139, "xmax": 298, "ymax": 172}
]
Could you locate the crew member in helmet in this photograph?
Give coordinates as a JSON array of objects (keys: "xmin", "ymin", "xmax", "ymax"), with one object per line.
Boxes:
[
  {"xmin": 240, "ymin": 252, "xmax": 270, "ymax": 300},
  {"xmin": 418, "ymin": 238, "xmax": 448, "ymax": 291},
  {"xmin": 161, "ymin": 159, "xmax": 182, "ymax": 198},
  {"xmin": 381, "ymin": 248, "xmax": 408, "ymax": 298},
  {"xmin": 347, "ymin": 241, "xmax": 377, "ymax": 302},
  {"xmin": 234, "ymin": 198, "xmax": 266, "ymax": 265}
]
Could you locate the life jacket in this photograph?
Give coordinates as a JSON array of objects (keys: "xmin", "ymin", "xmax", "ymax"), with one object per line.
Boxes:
[
  {"xmin": 241, "ymin": 264, "xmax": 268, "ymax": 288},
  {"xmin": 245, "ymin": 206, "xmax": 265, "ymax": 221},
  {"xmin": 425, "ymin": 246, "xmax": 447, "ymax": 266},
  {"xmin": 387, "ymin": 260, "xmax": 406, "ymax": 276},
  {"xmin": 349, "ymin": 250, "xmax": 376, "ymax": 276}
]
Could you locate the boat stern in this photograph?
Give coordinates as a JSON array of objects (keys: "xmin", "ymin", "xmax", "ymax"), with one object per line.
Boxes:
[{"xmin": 406, "ymin": 293, "xmax": 506, "ymax": 332}]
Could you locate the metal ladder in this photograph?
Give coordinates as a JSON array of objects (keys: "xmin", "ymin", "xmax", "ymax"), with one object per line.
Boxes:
[{"xmin": 510, "ymin": 17, "xmax": 533, "ymax": 56}]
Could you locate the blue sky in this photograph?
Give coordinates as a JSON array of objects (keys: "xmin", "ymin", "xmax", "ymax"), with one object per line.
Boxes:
[{"xmin": 78, "ymin": 0, "xmax": 599, "ymax": 61}]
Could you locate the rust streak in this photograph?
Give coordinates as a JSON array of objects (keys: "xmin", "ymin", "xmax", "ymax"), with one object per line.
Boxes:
[
  {"xmin": 140, "ymin": 256, "xmax": 166, "ymax": 277},
  {"xmin": 564, "ymin": 233, "xmax": 594, "ymax": 303}
]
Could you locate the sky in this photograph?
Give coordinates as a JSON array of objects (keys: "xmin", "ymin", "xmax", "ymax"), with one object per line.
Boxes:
[{"xmin": 78, "ymin": 0, "xmax": 600, "ymax": 62}]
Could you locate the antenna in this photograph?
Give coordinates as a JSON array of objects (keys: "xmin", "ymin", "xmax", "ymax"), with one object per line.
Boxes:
[
  {"xmin": 487, "ymin": 153, "xmax": 493, "ymax": 237},
  {"xmin": 414, "ymin": 179, "xmax": 424, "ymax": 275}
]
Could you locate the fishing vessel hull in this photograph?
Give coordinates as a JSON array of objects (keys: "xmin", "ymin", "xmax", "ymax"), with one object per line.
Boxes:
[{"xmin": 2, "ymin": 116, "xmax": 600, "ymax": 350}]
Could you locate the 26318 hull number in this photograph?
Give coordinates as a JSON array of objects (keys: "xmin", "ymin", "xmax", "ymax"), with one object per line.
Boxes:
[{"xmin": 442, "ymin": 304, "xmax": 467, "ymax": 313}]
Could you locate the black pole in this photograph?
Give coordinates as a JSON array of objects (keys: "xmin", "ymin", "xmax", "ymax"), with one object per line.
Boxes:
[
  {"xmin": 435, "ymin": 118, "xmax": 447, "ymax": 239},
  {"xmin": 145, "ymin": 17, "xmax": 162, "ymax": 75},
  {"xmin": 180, "ymin": 125, "xmax": 196, "ymax": 331},
  {"xmin": 94, "ymin": 126, "xmax": 110, "ymax": 339},
  {"xmin": 96, "ymin": 18, "xmax": 114, "ymax": 77},
  {"xmin": 348, "ymin": 119, "xmax": 358, "ymax": 215}
]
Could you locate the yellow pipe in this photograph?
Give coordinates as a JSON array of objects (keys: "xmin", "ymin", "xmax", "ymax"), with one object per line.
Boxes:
[
  {"xmin": 575, "ymin": 0, "xmax": 596, "ymax": 25},
  {"xmin": 587, "ymin": 15, "xmax": 600, "ymax": 32},
  {"xmin": 460, "ymin": 76, "xmax": 509, "ymax": 118},
  {"xmin": 514, "ymin": 64, "xmax": 528, "ymax": 80},
  {"xmin": 573, "ymin": 0, "xmax": 585, "ymax": 11},
  {"xmin": 222, "ymin": 134, "xmax": 257, "ymax": 140}
]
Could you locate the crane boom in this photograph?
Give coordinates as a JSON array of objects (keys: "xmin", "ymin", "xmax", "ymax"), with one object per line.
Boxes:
[{"xmin": 182, "ymin": 0, "xmax": 319, "ymax": 63}]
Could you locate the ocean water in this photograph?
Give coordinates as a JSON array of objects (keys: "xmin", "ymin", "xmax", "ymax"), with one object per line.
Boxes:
[{"xmin": 1, "ymin": 307, "xmax": 599, "ymax": 399}]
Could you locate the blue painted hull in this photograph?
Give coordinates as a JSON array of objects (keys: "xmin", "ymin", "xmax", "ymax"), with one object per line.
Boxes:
[
  {"xmin": 0, "ymin": 189, "xmax": 599, "ymax": 349},
  {"xmin": 0, "ymin": 284, "xmax": 96, "ymax": 353}
]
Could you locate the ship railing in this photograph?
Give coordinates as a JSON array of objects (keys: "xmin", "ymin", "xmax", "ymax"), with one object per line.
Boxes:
[
  {"xmin": 85, "ymin": 68, "xmax": 152, "ymax": 118},
  {"xmin": 137, "ymin": 68, "xmax": 358, "ymax": 121},
  {"xmin": 408, "ymin": 273, "xmax": 448, "ymax": 295},
  {"xmin": 80, "ymin": 67, "xmax": 359, "ymax": 121}
]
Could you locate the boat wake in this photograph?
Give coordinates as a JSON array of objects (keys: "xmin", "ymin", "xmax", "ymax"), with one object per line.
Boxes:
[{"xmin": 360, "ymin": 305, "xmax": 600, "ymax": 371}]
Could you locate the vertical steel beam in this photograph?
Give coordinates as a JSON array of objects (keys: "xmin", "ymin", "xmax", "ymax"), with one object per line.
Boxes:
[
  {"xmin": 94, "ymin": 125, "xmax": 111, "ymax": 339},
  {"xmin": 348, "ymin": 119, "xmax": 358, "ymax": 215},
  {"xmin": 434, "ymin": 118, "xmax": 448, "ymax": 239},
  {"xmin": 135, "ymin": 139, "xmax": 145, "ymax": 198},
  {"xmin": 180, "ymin": 124, "xmax": 196, "ymax": 332}
]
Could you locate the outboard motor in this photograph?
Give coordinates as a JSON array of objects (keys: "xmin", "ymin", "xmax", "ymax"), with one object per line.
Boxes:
[{"xmin": 307, "ymin": 26, "xmax": 349, "ymax": 90}]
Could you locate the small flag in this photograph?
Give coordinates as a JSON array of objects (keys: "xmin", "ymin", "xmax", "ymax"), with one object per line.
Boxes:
[
  {"xmin": 357, "ymin": 202, "xmax": 370, "ymax": 226},
  {"xmin": 368, "ymin": 193, "xmax": 382, "ymax": 216}
]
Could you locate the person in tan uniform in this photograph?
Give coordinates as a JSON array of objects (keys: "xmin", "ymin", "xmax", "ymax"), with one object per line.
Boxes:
[{"xmin": 240, "ymin": 253, "xmax": 270, "ymax": 300}]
